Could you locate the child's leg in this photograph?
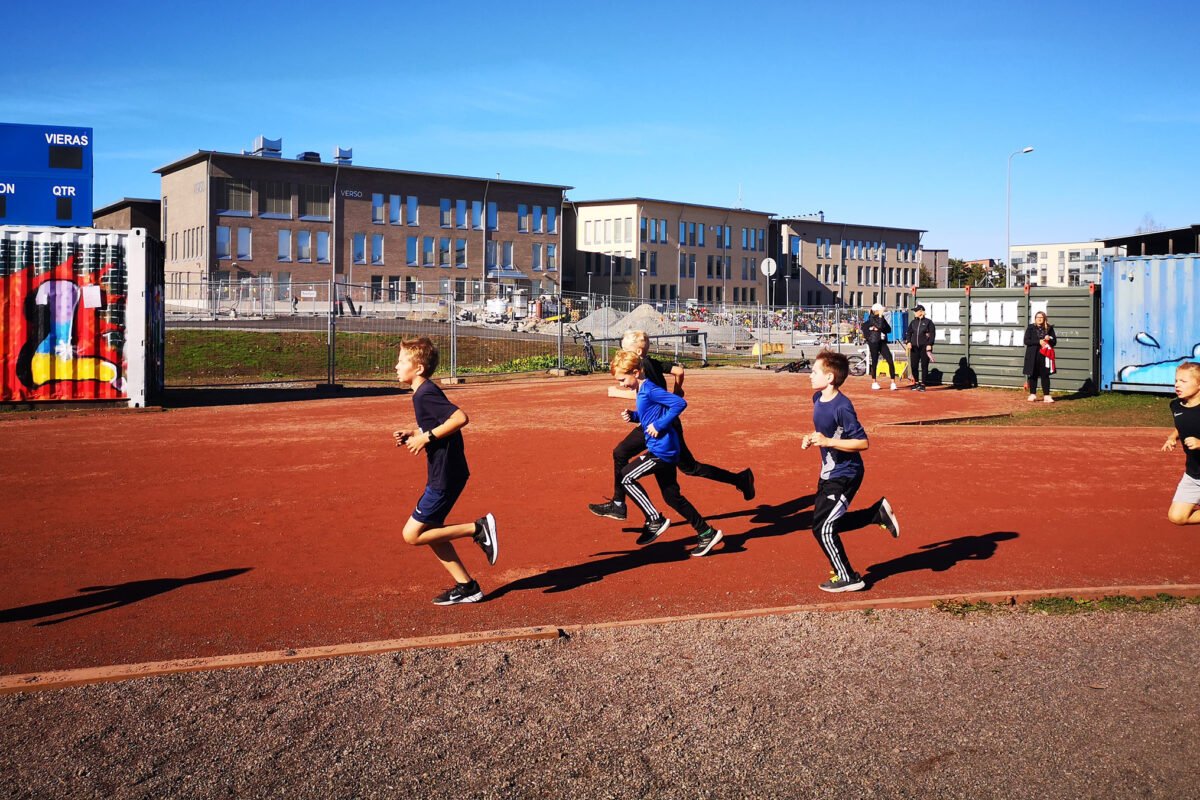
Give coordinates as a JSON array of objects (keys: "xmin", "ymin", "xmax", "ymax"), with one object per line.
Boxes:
[
  {"xmin": 611, "ymin": 427, "xmax": 647, "ymax": 503},
  {"xmin": 402, "ymin": 518, "xmax": 474, "ymax": 583},
  {"xmin": 675, "ymin": 423, "xmax": 742, "ymax": 486},
  {"xmin": 810, "ymin": 475, "xmax": 863, "ymax": 580},
  {"xmin": 1168, "ymin": 476, "xmax": 1200, "ymax": 524},
  {"xmin": 1167, "ymin": 503, "xmax": 1200, "ymax": 525},
  {"xmin": 653, "ymin": 463, "xmax": 710, "ymax": 534},
  {"xmin": 620, "ymin": 454, "xmax": 664, "ymax": 521}
]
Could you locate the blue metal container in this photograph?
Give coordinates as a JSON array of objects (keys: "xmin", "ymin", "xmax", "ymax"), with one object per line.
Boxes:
[{"xmin": 1101, "ymin": 254, "xmax": 1200, "ymax": 392}]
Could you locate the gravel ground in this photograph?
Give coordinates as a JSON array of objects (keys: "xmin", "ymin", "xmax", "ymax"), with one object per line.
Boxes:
[{"xmin": 3, "ymin": 605, "xmax": 1198, "ymax": 800}]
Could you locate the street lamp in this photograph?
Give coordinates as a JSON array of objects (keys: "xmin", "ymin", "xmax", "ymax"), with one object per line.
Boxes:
[
  {"xmin": 639, "ymin": 266, "xmax": 648, "ymax": 301},
  {"xmin": 1006, "ymin": 146, "xmax": 1034, "ymax": 287}
]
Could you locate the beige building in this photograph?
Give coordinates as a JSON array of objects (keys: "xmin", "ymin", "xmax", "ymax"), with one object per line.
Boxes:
[
  {"xmin": 1009, "ymin": 241, "xmax": 1124, "ymax": 286},
  {"xmin": 155, "ymin": 137, "xmax": 570, "ymax": 301},
  {"xmin": 773, "ymin": 215, "xmax": 924, "ymax": 309},
  {"xmin": 564, "ymin": 198, "xmax": 773, "ymax": 304}
]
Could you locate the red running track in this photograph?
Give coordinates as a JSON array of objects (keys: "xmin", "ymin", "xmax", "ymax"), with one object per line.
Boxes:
[{"xmin": 1, "ymin": 370, "xmax": 1196, "ymax": 676}]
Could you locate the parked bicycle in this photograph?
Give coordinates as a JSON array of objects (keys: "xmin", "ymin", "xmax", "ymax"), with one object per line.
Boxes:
[
  {"xmin": 848, "ymin": 346, "xmax": 870, "ymax": 377},
  {"xmin": 571, "ymin": 330, "xmax": 601, "ymax": 374}
]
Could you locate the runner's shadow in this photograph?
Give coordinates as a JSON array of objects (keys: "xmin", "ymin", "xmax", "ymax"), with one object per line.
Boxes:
[
  {"xmin": 0, "ymin": 568, "xmax": 254, "ymax": 626},
  {"xmin": 485, "ymin": 537, "xmax": 693, "ymax": 599},
  {"xmin": 710, "ymin": 494, "xmax": 816, "ymax": 555},
  {"xmin": 862, "ymin": 531, "xmax": 1018, "ymax": 589}
]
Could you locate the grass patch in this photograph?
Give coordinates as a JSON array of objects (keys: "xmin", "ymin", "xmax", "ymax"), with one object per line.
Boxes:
[
  {"xmin": 949, "ymin": 390, "xmax": 1169, "ymax": 428},
  {"xmin": 934, "ymin": 593, "xmax": 1200, "ymax": 617}
]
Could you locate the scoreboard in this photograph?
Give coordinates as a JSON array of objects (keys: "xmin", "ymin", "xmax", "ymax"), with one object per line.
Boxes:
[{"xmin": 0, "ymin": 122, "xmax": 93, "ymax": 227}]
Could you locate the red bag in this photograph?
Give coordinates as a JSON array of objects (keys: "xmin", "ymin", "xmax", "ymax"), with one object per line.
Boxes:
[{"xmin": 1039, "ymin": 344, "xmax": 1056, "ymax": 374}]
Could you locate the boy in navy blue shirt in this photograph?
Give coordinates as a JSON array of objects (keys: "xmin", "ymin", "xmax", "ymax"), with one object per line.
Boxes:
[
  {"xmin": 610, "ymin": 349, "xmax": 723, "ymax": 556},
  {"xmin": 801, "ymin": 350, "xmax": 900, "ymax": 592},
  {"xmin": 393, "ymin": 337, "xmax": 498, "ymax": 605}
]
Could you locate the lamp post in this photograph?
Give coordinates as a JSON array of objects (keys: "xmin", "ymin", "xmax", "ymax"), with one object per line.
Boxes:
[
  {"xmin": 639, "ymin": 266, "xmax": 648, "ymax": 301},
  {"xmin": 1006, "ymin": 146, "xmax": 1034, "ymax": 287}
]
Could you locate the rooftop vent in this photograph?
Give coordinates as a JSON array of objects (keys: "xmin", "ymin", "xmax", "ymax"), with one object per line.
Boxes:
[
  {"xmin": 252, "ymin": 136, "xmax": 282, "ymax": 158},
  {"xmin": 333, "ymin": 147, "xmax": 352, "ymax": 166},
  {"xmin": 297, "ymin": 151, "xmax": 321, "ymax": 163}
]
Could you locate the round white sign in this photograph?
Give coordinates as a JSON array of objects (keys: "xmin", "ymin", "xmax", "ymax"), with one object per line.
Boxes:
[{"xmin": 760, "ymin": 257, "xmax": 778, "ymax": 277}]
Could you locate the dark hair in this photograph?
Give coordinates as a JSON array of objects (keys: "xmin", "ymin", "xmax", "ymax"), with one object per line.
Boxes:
[
  {"xmin": 815, "ymin": 349, "xmax": 849, "ymax": 387},
  {"xmin": 400, "ymin": 336, "xmax": 439, "ymax": 377}
]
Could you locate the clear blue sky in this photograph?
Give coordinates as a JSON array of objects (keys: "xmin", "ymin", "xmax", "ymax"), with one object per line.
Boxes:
[{"xmin": 4, "ymin": 0, "xmax": 1197, "ymax": 260}]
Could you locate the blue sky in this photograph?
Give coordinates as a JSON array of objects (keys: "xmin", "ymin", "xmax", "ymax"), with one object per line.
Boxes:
[{"xmin": 4, "ymin": 0, "xmax": 1197, "ymax": 260}]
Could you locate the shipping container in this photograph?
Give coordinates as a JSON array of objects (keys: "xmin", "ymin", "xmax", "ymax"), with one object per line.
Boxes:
[
  {"xmin": 912, "ymin": 286, "xmax": 1100, "ymax": 392},
  {"xmin": 1100, "ymin": 254, "xmax": 1200, "ymax": 392},
  {"xmin": 0, "ymin": 226, "xmax": 162, "ymax": 406}
]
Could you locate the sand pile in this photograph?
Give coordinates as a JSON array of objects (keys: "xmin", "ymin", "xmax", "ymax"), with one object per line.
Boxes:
[
  {"xmin": 573, "ymin": 306, "xmax": 624, "ymax": 336},
  {"xmin": 609, "ymin": 303, "xmax": 681, "ymax": 338}
]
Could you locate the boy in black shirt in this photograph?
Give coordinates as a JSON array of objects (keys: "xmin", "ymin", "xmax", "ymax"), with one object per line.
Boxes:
[
  {"xmin": 393, "ymin": 337, "xmax": 499, "ymax": 605},
  {"xmin": 1162, "ymin": 361, "xmax": 1200, "ymax": 526},
  {"xmin": 588, "ymin": 329, "xmax": 754, "ymax": 521}
]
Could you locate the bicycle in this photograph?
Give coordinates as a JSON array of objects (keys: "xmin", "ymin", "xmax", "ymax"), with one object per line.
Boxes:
[
  {"xmin": 773, "ymin": 351, "xmax": 812, "ymax": 373},
  {"xmin": 848, "ymin": 346, "xmax": 871, "ymax": 377},
  {"xmin": 571, "ymin": 330, "xmax": 601, "ymax": 374}
]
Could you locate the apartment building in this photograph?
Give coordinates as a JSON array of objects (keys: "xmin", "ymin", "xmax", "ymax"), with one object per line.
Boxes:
[
  {"xmin": 563, "ymin": 198, "xmax": 773, "ymax": 304},
  {"xmin": 1009, "ymin": 241, "xmax": 1124, "ymax": 286},
  {"xmin": 155, "ymin": 137, "xmax": 570, "ymax": 300},
  {"xmin": 772, "ymin": 215, "xmax": 925, "ymax": 309}
]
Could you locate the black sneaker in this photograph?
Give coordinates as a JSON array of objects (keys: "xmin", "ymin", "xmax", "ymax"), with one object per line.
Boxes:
[
  {"xmin": 690, "ymin": 528, "xmax": 723, "ymax": 557},
  {"xmin": 917, "ymin": 384, "xmax": 926, "ymax": 392},
  {"xmin": 875, "ymin": 498, "xmax": 900, "ymax": 538},
  {"xmin": 636, "ymin": 516, "xmax": 670, "ymax": 545},
  {"xmin": 588, "ymin": 500, "xmax": 627, "ymax": 520},
  {"xmin": 432, "ymin": 580, "xmax": 484, "ymax": 605},
  {"xmin": 474, "ymin": 513, "xmax": 498, "ymax": 565},
  {"xmin": 819, "ymin": 572, "xmax": 866, "ymax": 593},
  {"xmin": 739, "ymin": 469, "xmax": 756, "ymax": 501},
  {"xmin": 909, "ymin": 383, "xmax": 921, "ymax": 391}
]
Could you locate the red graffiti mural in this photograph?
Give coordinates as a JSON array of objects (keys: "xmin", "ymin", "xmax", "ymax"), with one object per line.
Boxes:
[{"xmin": 1, "ymin": 252, "xmax": 126, "ymax": 401}]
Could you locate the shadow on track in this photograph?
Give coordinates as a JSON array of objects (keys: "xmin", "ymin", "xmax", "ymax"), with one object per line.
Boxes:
[
  {"xmin": 162, "ymin": 386, "xmax": 406, "ymax": 408},
  {"xmin": 863, "ymin": 531, "xmax": 1019, "ymax": 588},
  {"xmin": 0, "ymin": 568, "xmax": 254, "ymax": 626}
]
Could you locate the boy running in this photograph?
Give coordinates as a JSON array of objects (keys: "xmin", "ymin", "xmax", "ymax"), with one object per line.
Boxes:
[
  {"xmin": 393, "ymin": 337, "xmax": 498, "ymax": 605},
  {"xmin": 801, "ymin": 350, "xmax": 901, "ymax": 592},
  {"xmin": 1161, "ymin": 361, "xmax": 1200, "ymax": 526},
  {"xmin": 589, "ymin": 330, "xmax": 754, "ymax": 521},
  {"xmin": 609, "ymin": 349, "xmax": 723, "ymax": 556}
]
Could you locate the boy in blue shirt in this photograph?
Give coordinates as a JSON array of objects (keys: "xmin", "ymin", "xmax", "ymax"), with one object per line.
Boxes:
[
  {"xmin": 610, "ymin": 349, "xmax": 723, "ymax": 556},
  {"xmin": 801, "ymin": 350, "xmax": 900, "ymax": 592},
  {"xmin": 393, "ymin": 337, "xmax": 499, "ymax": 605}
]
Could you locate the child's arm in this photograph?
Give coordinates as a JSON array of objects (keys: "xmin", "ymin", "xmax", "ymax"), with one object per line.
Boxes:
[
  {"xmin": 393, "ymin": 427, "xmax": 419, "ymax": 446},
  {"xmin": 670, "ymin": 364, "xmax": 685, "ymax": 396},
  {"xmin": 643, "ymin": 382, "xmax": 686, "ymax": 437},
  {"xmin": 1162, "ymin": 430, "xmax": 1179, "ymax": 452},
  {"xmin": 621, "ymin": 408, "xmax": 640, "ymax": 423},
  {"xmin": 804, "ymin": 431, "xmax": 869, "ymax": 452},
  {"xmin": 608, "ymin": 385, "xmax": 637, "ymax": 399},
  {"xmin": 405, "ymin": 408, "xmax": 468, "ymax": 454}
]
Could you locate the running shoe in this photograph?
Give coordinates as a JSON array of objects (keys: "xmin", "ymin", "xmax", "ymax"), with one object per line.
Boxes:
[
  {"xmin": 819, "ymin": 572, "xmax": 866, "ymax": 593},
  {"xmin": 588, "ymin": 500, "xmax": 627, "ymax": 520},
  {"xmin": 432, "ymin": 580, "xmax": 484, "ymax": 605},
  {"xmin": 875, "ymin": 498, "xmax": 900, "ymax": 538},
  {"xmin": 474, "ymin": 513, "xmax": 499, "ymax": 565},
  {"xmin": 739, "ymin": 469, "xmax": 756, "ymax": 501},
  {"xmin": 636, "ymin": 516, "xmax": 671, "ymax": 545},
  {"xmin": 691, "ymin": 528, "xmax": 724, "ymax": 557}
]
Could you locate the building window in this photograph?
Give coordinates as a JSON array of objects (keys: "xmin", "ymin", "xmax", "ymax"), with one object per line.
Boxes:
[
  {"xmin": 278, "ymin": 230, "xmax": 291, "ymax": 261},
  {"xmin": 438, "ymin": 237, "xmax": 451, "ymax": 267},
  {"xmin": 649, "ymin": 251, "xmax": 657, "ymax": 276},
  {"xmin": 485, "ymin": 241, "xmax": 497, "ymax": 268},
  {"xmin": 390, "ymin": 195, "xmax": 402, "ymax": 224},
  {"xmin": 532, "ymin": 242, "xmax": 543, "ymax": 270},
  {"xmin": 440, "ymin": 199, "xmax": 452, "ymax": 227},
  {"xmin": 407, "ymin": 236, "xmax": 418, "ymax": 266},
  {"xmin": 317, "ymin": 232, "xmax": 329, "ymax": 263},
  {"xmin": 640, "ymin": 217, "xmax": 647, "ymax": 243},
  {"xmin": 487, "ymin": 202, "xmax": 497, "ymax": 230},
  {"xmin": 422, "ymin": 237, "xmax": 435, "ymax": 266},
  {"xmin": 584, "ymin": 221, "xmax": 592, "ymax": 245},
  {"xmin": 455, "ymin": 238, "xmax": 466, "ymax": 267},
  {"xmin": 649, "ymin": 219, "xmax": 658, "ymax": 244},
  {"xmin": 407, "ymin": 196, "xmax": 419, "ymax": 225},
  {"xmin": 502, "ymin": 241, "xmax": 513, "ymax": 268},
  {"xmin": 472, "ymin": 200, "xmax": 483, "ymax": 230},
  {"xmin": 659, "ymin": 219, "xmax": 668, "ymax": 244},
  {"xmin": 299, "ymin": 184, "xmax": 330, "ymax": 219},
  {"xmin": 547, "ymin": 243, "xmax": 557, "ymax": 271},
  {"xmin": 260, "ymin": 181, "xmax": 290, "ymax": 217},
  {"xmin": 698, "ymin": 224, "xmax": 705, "ymax": 247},
  {"xmin": 548, "ymin": 206, "xmax": 558, "ymax": 234},
  {"xmin": 297, "ymin": 231, "xmax": 311, "ymax": 262},
  {"xmin": 456, "ymin": 199, "xmax": 467, "ymax": 229},
  {"xmin": 518, "ymin": 205, "xmax": 529, "ymax": 233},
  {"xmin": 216, "ymin": 226, "xmax": 231, "ymax": 259},
  {"xmin": 217, "ymin": 178, "xmax": 251, "ymax": 215},
  {"xmin": 533, "ymin": 205, "xmax": 544, "ymax": 233},
  {"xmin": 372, "ymin": 193, "xmax": 385, "ymax": 223},
  {"xmin": 237, "ymin": 227, "xmax": 251, "ymax": 260},
  {"xmin": 688, "ymin": 222, "xmax": 696, "ymax": 247},
  {"xmin": 353, "ymin": 233, "xmax": 366, "ymax": 264},
  {"xmin": 623, "ymin": 216, "xmax": 631, "ymax": 243},
  {"xmin": 372, "ymin": 233, "xmax": 384, "ymax": 265}
]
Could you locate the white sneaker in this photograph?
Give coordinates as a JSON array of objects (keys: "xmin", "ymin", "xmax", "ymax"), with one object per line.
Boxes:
[
  {"xmin": 890, "ymin": 382, "xmax": 898, "ymax": 391},
  {"xmin": 1043, "ymin": 396, "xmax": 1054, "ymax": 403},
  {"xmin": 871, "ymin": 381, "xmax": 881, "ymax": 390},
  {"xmin": 1027, "ymin": 394, "xmax": 1037, "ymax": 402}
]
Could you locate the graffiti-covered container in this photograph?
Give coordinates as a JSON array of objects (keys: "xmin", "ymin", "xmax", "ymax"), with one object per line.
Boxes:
[
  {"xmin": 1101, "ymin": 254, "xmax": 1200, "ymax": 392},
  {"xmin": 0, "ymin": 226, "xmax": 161, "ymax": 407}
]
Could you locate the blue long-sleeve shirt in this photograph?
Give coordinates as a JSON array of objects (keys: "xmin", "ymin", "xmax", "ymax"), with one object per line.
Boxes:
[{"xmin": 627, "ymin": 379, "xmax": 687, "ymax": 464}]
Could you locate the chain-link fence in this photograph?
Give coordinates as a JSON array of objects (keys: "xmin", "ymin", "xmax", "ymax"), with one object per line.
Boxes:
[{"xmin": 164, "ymin": 280, "xmax": 902, "ymax": 386}]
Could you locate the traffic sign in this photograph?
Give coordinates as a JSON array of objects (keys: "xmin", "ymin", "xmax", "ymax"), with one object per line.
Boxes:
[{"xmin": 760, "ymin": 257, "xmax": 777, "ymax": 277}]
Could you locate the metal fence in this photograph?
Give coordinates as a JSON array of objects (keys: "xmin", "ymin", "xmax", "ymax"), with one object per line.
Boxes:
[{"xmin": 163, "ymin": 280, "xmax": 897, "ymax": 387}]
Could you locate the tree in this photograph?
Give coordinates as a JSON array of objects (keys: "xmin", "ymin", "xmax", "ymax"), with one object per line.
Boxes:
[
  {"xmin": 919, "ymin": 265, "xmax": 937, "ymax": 288},
  {"xmin": 1135, "ymin": 214, "xmax": 1164, "ymax": 234},
  {"xmin": 947, "ymin": 259, "xmax": 1008, "ymax": 288}
]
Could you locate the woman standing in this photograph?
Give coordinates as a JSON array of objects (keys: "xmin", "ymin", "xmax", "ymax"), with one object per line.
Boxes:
[
  {"xmin": 1023, "ymin": 311, "xmax": 1057, "ymax": 402},
  {"xmin": 864, "ymin": 303, "xmax": 897, "ymax": 390}
]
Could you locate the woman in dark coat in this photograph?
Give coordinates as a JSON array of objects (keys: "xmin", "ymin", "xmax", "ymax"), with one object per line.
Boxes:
[
  {"xmin": 864, "ymin": 303, "xmax": 897, "ymax": 390},
  {"xmin": 1023, "ymin": 310, "xmax": 1057, "ymax": 402}
]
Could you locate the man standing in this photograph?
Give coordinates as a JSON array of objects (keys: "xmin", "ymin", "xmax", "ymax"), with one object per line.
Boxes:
[{"xmin": 904, "ymin": 305, "xmax": 936, "ymax": 392}]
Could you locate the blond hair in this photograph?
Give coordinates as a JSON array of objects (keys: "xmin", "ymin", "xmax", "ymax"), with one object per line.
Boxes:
[
  {"xmin": 610, "ymin": 349, "xmax": 642, "ymax": 376},
  {"xmin": 1177, "ymin": 362, "xmax": 1200, "ymax": 380},
  {"xmin": 399, "ymin": 337, "xmax": 439, "ymax": 377},
  {"xmin": 621, "ymin": 329, "xmax": 648, "ymax": 351}
]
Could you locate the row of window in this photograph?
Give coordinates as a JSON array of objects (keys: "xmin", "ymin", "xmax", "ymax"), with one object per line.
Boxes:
[
  {"xmin": 854, "ymin": 266, "xmax": 919, "ymax": 287},
  {"xmin": 790, "ymin": 236, "xmax": 920, "ymax": 263},
  {"xmin": 581, "ymin": 217, "xmax": 768, "ymax": 253},
  {"xmin": 170, "ymin": 226, "xmax": 206, "ymax": 262},
  {"xmin": 217, "ymin": 179, "xmax": 332, "ymax": 219}
]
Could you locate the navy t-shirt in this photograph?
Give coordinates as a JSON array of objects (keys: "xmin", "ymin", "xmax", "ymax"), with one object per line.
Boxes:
[
  {"xmin": 812, "ymin": 390, "xmax": 866, "ymax": 480},
  {"xmin": 413, "ymin": 381, "xmax": 469, "ymax": 491},
  {"xmin": 1170, "ymin": 397, "xmax": 1200, "ymax": 479}
]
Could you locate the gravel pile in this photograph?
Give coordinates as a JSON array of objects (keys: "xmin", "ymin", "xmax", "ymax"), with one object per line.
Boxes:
[
  {"xmin": 3, "ymin": 605, "xmax": 1197, "ymax": 799},
  {"xmin": 608, "ymin": 303, "xmax": 681, "ymax": 338},
  {"xmin": 573, "ymin": 306, "xmax": 624, "ymax": 337}
]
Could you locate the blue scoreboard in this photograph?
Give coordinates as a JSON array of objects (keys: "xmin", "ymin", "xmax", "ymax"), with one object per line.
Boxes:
[{"xmin": 0, "ymin": 122, "xmax": 94, "ymax": 227}]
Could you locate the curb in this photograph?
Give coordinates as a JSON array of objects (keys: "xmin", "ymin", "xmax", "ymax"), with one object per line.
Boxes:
[{"xmin": 3, "ymin": 584, "xmax": 1196, "ymax": 695}]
